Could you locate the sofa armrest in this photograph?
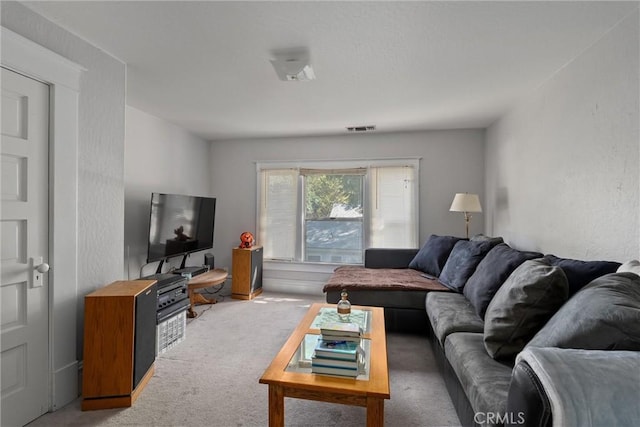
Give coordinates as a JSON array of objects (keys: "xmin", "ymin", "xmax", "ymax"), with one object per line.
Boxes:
[
  {"xmin": 506, "ymin": 359, "xmax": 552, "ymax": 427},
  {"xmin": 508, "ymin": 347, "xmax": 640, "ymax": 427},
  {"xmin": 364, "ymin": 248, "xmax": 418, "ymax": 269}
]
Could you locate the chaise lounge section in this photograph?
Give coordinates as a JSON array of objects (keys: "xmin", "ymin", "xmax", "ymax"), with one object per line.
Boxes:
[{"xmin": 323, "ymin": 248, "xmax": 450, "ymax": 333}]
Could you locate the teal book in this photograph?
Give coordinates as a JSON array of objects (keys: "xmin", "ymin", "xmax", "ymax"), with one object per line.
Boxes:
[
  {"xmin": 320, "ymin": 333, "xmax": 361, "ymax": 343},
  {"xmin": 311, "ymin": 364, "xmax": 359, "ymax": 378},
  {"xmin": 312, "ymin": 355, "xmax": 356, "ymax": 369},
  {"xmin": 314, "ymin": 339, "xmax": 364, "ymax": 361}
]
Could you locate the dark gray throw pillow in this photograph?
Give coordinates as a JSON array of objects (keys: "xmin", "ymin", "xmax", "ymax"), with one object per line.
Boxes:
[
  {"xmin": 470, "ymin": 234, "xmax": 504, "ymax": 248},
  {"xmin": 483, "ymin": 259, "xmax": 569, "ymax": 360},
  {"xmin": 438, "ymin": 240, "xmax": 493, "ymax": 293},
  {"xmin": 408, "ymin": 234, "xmax": 465, "ymax": 277},
  {"xmin": 542, "ymin": 254, "xmax": 621, "ymax": 296},
  {"xmin": 464, "ymin": 244, "xmax": 543, "ymax": 319},
  {"xmin": 527, "ymin": 272, "xmax": 640, "ymax": 350}
]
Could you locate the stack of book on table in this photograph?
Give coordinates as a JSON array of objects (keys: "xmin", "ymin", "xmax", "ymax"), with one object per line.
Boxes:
[{"xmin": 311, "ymin": 322, "xmax": 365, "ymax": 377}]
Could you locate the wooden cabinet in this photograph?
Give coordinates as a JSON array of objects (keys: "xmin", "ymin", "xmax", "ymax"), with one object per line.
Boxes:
[
  {"xmin": 232, "ymin": 246, "xmax": 263, "ymax": 300},
  {"xmin": 82, "ymin": 280, "xmax": 157, "ymax": 410}
]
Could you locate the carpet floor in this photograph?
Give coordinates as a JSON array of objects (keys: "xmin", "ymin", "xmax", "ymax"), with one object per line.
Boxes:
[{"xmin": 27, "ymin": 289, "xmax": 460, "ymax": 426}]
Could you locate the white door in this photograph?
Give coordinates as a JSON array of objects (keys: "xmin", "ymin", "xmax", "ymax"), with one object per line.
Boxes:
[{"xmin": 1, "ymin": 67, "xmax": 50, "ymax": 426}]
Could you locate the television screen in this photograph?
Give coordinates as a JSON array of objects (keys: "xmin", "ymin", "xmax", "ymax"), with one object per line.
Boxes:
[{"xmin": 147, "ymin": 193, "xmax": 216, "ymax": 263}]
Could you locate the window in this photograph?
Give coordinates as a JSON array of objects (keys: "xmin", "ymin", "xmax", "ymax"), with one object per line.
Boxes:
[
  {"xmin": 258, "ymin": 159, "xmax": 418, "ymax": 264},
  {"xmin": 303, "ymin": 169, "xmax": 365, "ymax": 264}
]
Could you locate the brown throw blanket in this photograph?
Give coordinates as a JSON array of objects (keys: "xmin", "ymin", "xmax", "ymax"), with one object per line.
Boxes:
[{"xmin": 323, "ymin": 266, "xmax": 450, "ymax": 292}]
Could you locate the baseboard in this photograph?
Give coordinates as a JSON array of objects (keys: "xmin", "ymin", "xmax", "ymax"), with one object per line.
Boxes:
[
  {"xmin": 263, "ymin": 262, "xmax": 333, "ymax": 296},
  {"xmin": 263, "ymin": 277, "xmax": 324, "ymax": 296},
  {"xmin": 52, "ymin": 360, "xmax": 79, "ymax": 411}
]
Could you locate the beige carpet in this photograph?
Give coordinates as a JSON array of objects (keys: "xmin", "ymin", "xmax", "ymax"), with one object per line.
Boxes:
[{"xmin": 27, "ymin": 289, "xmax": 460, "ymax": 426}]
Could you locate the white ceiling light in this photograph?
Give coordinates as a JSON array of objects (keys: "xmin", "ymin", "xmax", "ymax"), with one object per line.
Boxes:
[{"xmin": 270, "ymin": 48, "xmax": 316, "ymax": 81}]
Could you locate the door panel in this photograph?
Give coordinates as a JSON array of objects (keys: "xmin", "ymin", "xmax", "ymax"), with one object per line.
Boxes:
[{"xmin": 1, "ymin": 67, "xmax": 50, "ymax": 426}]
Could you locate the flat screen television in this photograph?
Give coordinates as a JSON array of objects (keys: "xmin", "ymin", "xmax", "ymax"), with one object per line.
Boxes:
[{"xmin": 146, "ymin": 192, "xmax": 216, "ymax": 265}]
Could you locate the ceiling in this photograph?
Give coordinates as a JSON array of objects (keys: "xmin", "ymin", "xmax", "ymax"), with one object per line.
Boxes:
[{"xmin": 22, "ymin": 1, "xmax": 638, "ymax": 141}]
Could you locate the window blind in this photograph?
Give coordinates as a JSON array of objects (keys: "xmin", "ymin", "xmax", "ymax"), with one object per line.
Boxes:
[
  {"xmin": 369, "ymin": 165, "xmax": 417, "ymax": 248},
  {"xmin": 259, "ymin": 169, "xmax": 298, "ymax": 260}
]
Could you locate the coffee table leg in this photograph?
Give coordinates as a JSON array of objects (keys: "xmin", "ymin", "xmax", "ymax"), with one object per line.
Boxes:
[
  {"xmin": 268, "ymin": 385, "xmax": 284, "ymax": 427},
  {"xmin": 366, "ymin": 398, "xmax": 384, "ymax": 427}
]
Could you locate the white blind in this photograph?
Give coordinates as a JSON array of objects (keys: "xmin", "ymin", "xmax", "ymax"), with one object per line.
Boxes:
[
  {"xmin": 259, "ymin": 169, "xmax": 298, "ymax": 260},
  {"xmin": 369, "ymin": 165, "xmax": 417, "ymax": 248}
]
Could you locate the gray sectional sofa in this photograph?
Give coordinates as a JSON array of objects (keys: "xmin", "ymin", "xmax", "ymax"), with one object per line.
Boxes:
[{"xmin": 324, "ymin": 235, "xmax": 640, "ymax": 427}]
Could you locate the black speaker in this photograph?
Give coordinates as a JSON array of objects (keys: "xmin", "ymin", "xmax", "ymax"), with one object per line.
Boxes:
[
  {"xmin": 133, "ymin": 283, "xmax": 157, "ymax": 389},
  {"xmin": 204, "ymin": 253, "xmax": 215, "ymax": 269}
]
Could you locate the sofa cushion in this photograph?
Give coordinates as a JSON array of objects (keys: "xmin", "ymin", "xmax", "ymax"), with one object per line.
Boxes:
[
  {"xmin": 527, "ymin": 272, "xmax": 640, "ymax": 350},
  {"xmin": 408, "ymin": 234, "xmax": 464, "ymax": 277},
  {"xmin": 483, "ymin": 259, "xmax": 569, "ymax": 360},
  {"xmin": 444, "ymin": 332, "xmax": 513, "ymax": 420},
  {"xmin": 470, "ymin": 234, "xmax": 504, "ymax": 247},
  {"xmin": 426, "ymin": 292, "xmax": 484, "ymax": 345},
  {"xmin": 463, "ymin": 244, "xmax": 543, "ymax": 319},
  {"xmin": 542, "ymin": 254, "xmax": 621, "ymax": 296},
  {"xmin": 438, "ymin": 240, "xmax": 493, "ymax": 292}
]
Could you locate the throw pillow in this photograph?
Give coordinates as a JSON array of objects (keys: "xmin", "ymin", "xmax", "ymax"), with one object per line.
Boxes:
[
  {"xmin": 527, "ymin": 272, "xmax": 640, "ymax": 350},
  {"xmin": 408, "ymin": 234, "xmax": 465, "ymax": 277},
  {"xmin": 438, "ymin": 239, "xmax": 493, "ymax": 293},
  {"xmin": 483, "ymin": 259, "xmax": 569, "ymax": 360},
  {"xmin": 463, "ymin": 243, "xmax": 543, "ymax": 319},
  {"xmin": 542, "ymin": 255, "xmax": 621, "ymax": 296},
  {"xmin": 617, "ymin": 260, "xmax": 640, "ymax": 276},
  {"xmin": 470, "ymin": 234, "xmax": 504, "ymax": 248}
]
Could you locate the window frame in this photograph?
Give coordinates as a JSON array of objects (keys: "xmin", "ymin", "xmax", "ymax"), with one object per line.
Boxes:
[{"xmin": 256, "ymin": 158, "xmax": 420, "ymax": 265}]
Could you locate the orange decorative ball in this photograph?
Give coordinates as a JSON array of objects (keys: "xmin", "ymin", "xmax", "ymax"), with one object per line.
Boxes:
[{"xmin": 239, "ymin": 232, "xmax": 254, "ymax": 249}]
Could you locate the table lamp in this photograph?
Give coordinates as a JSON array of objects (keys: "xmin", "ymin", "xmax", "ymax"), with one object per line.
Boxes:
[{"xmin": 449, "ymin": 193, "xmax": 482, "ymax": 238}]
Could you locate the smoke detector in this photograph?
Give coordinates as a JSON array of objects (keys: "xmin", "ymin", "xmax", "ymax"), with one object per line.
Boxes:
[{"xmin": 270, "ymin": 48, "xmax": 316, "ymax": 82}]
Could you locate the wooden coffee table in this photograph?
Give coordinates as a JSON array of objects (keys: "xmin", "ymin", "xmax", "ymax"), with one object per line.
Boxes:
[{"xmin": 259, "ymin": 303, "xmax": 389, "ymax": 426}]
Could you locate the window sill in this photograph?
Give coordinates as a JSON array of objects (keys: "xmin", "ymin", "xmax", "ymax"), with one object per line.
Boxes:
[
  {"xmin": 264, "ymin": 260, "xmax": 361, "ymax": 273},
  {"xmin": 262, "ymin": 260, "xmax": 362, "ymax": 296}
]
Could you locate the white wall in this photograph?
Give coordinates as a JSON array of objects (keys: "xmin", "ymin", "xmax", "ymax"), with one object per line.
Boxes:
[
  {"xmin": 209, "ymin": 129, "xmax": 485, "ymax": 273},
  {"xmin": 124, "ymin": 106, "xmax": 213, "ymax": 278},
  {"xmin": 2, "ymin": 2, "xmax": 126, "ymax": 362},
  {"xmin": 485, "ymin": 8, "xmax": 639, "ymax": 261}
]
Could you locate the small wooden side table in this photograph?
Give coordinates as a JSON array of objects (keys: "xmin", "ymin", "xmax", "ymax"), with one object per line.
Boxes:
[{"xmin": 187, "ymin": 268, "xmax": 228, "ymax": 318}]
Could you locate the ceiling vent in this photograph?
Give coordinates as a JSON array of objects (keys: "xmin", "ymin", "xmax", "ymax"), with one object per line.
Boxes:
[
  {"xmin": 270, "ymin": 48, "xmax": 316, "ymax": 82},
  {"xmin": 346, "ymin": 125, "xmax": 376, "ymax": 132}
]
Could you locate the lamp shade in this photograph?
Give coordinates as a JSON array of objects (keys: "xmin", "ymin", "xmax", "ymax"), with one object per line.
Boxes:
[{"xmin": 449, "ymin": 193, "xmax": 482, "ymax": 213}]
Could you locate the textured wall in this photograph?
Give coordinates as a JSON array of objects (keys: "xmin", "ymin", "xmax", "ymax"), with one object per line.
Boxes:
[
  {"xmin": 485, "ymin": 9, "xmax": 639, "ymax": 260},
  {"xmin": 124, "ymin": 106, "xmax": 212, "ymax": 278},
  {"xmin": 2, "ymin": 2, "xmax": 126, "ymax": 359},
  {"xmin": 209, "ymin": 129, "xmax": 485, "ymax": 271}
]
